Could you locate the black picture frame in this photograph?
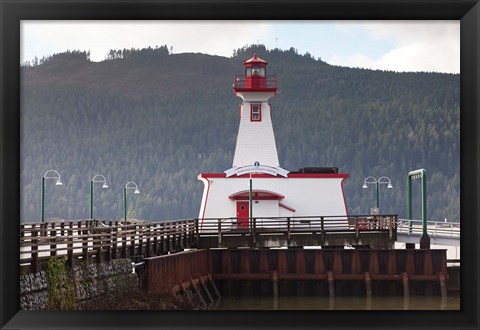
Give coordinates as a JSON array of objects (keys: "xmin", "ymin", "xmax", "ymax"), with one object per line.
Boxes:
[{"xmin": 1, "ymin": 0, "xmax": 478, "ymax": 329}]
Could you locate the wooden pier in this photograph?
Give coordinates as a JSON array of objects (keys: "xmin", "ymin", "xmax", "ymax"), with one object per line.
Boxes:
[
  {"xmin": 19, "ymin": 216, "xmax": 450, "ymax": 302},
  {"xmin": 20, "ymin": 215, "xmax": 398, "ymax": 272}
]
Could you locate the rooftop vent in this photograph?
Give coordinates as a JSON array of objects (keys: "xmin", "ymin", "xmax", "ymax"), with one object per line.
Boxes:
[{"xmin": 296, "ymin": 167, "xmax": 339, "ymax": 174}]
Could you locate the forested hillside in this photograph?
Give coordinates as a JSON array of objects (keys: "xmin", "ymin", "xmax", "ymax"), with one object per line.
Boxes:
[{"xmin": 20, "ymin": 45, "xmax": 460, "ymax": 223}]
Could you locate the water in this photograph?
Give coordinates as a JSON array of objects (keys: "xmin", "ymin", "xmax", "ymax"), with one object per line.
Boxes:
[{"xmin": 213, "ymin": 294, "xmax": 460, "ymax": 310}]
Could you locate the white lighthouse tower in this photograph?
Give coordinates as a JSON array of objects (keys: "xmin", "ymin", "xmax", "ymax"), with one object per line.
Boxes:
[
  {"xmin": 232, "ymin": 54, "xmax": 280, "ymax": 168},
  {"xmin": 198, "ymin": 54, "xmax": 349, "ymax": 230}
]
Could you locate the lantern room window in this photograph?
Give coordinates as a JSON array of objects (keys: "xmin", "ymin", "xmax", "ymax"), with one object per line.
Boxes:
[
  {"xmin": 246, "ymin": 66, "xmax": 265, "ymax": 77},
  {"xmin": 251, "ymin": 104, "xmax": 261, "ymax": 122}
]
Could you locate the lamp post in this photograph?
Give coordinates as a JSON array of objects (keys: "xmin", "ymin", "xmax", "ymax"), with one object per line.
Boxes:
[
  {"xmin": 249, "ymin": 161, "xmax": 260, "ymax": 224},
  {"xmin": 124, "ymin": 181, "xmax": 140, "ymax": 222},
  {"xmin": 41, "ymin": 169, "xmax": 63, "ymax": 222},
  {"xmin": 362, "ymin": 176, "xmax": 393, "ymax": 212},
  {"xmin": 90, "ymin": 174, "xmax": 108, "ymax": 219},
  {"xmin": 407, "ymin": 169, "xmax": 429, "ymax": 249}
]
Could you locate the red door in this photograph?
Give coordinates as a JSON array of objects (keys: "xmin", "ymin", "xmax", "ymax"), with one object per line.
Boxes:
[{"xmin": 236, "ymin": 201, "xmax": 249, "ymax": 229}]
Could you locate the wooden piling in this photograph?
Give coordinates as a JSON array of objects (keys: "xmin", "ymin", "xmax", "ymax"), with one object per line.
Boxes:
[
  {"xmin": 207, "ymin": 273, "xmax": 221, "ymax": 299},
  {"xmin": 423, "ymin": 250, "xmax": 433, "ymax": 275},
  {"xmin": 259, "ymin": 250, "xmax": 269, "ymax": 273},
  {"xmin": 67, "ymin": 224, "xmax": 73, "ymax": 267},
  {"xmin": 50, "ymin": 223, "xmax": 57, "ymax": 257},
  {"xmin": 402, "ymin": 272, "xmax": 409, "ymax": 299},
  {"xmin": 179, "ymin": 281, "xmax": 193, "ymax": 306},
  {"xmin": 365, "ymin": 271, "xmax": 372, "ymax": 298},
  {"xmin": 332, "ymin": 251, "xmax": 343, "ymax": 274},
  {"xmin": 439, "ymin": 272, "xmax": 447, "ymax": 299},
  {"xmin": 272, "ymin": 270, "xmax": 279, "ymax": 303},
  {"xmin": 199, "ymin": 275, "xmax": 214, "ymax": 303},
  {"xmin": 313, "ymin": 252, "xmax": 325, "ymax": 274},
  {"xmin": 368, "ymin": 251, "xmax": 379, "ymax": 274},
  {"xmin": 327, "ymin": 271, "xmax": 335, "ymax": 298},
  {"xmin": 190, "ymin": 277, "xmax": 207, "ymax": 309},
  {"xmin": 295, "ymin": 250, "xmax": 306, "ymax": 274},
  {"xmin": 387, "ymin": 250, "xmax": 397, "ymax": 275}
]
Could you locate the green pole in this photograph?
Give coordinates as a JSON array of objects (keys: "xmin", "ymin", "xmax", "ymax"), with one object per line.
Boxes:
[
  {"xmin": 376, "ymin": 180, "xmax": 379, "ymax": 209},
  {"xmin": 419, "ymin": 169, "xmax": 429, "ymax": 248},
  {"xmin": 407, "ymin": 169, "xmax": 429, "ymax": 248},
  {"xmin": 124, "ymin": 187, "xmax": 127, "ymax": 222},
  {"xmin": 249, "ymin": 176, "xmax": 253, "ymax": 224},
  {"xmin": 41, "ymin": 177, "xmax": 45, "ymax": 222},
  {"xmin": 90, "ymin": 180, "xmax": 93, "ymax": 219},
  {"xmin": 421, "ymin": 169, "xmax": 427, "ymax": 236},
  {"xmin": 408, "ymin": 176, "xmax": 412, "ymax": 233}
]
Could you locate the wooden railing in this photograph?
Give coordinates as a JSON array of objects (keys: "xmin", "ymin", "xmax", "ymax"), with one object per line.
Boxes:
[
  {"xmin": 20, "ymin": 215, "xmax": 397, "ymax": 271},
  {"xmin": 20, "ymin": 219, "xmax": 197, "ymax": 272},
  {"xmin": 199, "ymin": 215, "xmax": 397, "ymax": 246}
]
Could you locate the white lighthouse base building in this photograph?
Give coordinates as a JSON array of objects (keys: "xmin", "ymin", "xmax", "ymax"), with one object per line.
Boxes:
[{"xmin": 198, "ymin": 170, "xmax": 349, "ymax": 231}]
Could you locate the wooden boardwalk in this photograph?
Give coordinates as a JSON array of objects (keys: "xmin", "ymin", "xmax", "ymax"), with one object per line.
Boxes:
[{"xmin": 20, "ymin": 215, "xmax": 398, "ymax": 272}]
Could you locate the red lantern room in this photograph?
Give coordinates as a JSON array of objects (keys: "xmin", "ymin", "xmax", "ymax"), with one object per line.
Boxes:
[{"xmin": 234, "ymin": 54, "xmax": 277, "ymax": 94}]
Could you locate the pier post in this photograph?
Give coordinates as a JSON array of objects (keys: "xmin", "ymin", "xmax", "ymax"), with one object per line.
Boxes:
[
  {"xmin": 190, "ymin": 277, "xmax": 207, "ymax": 309},
  {"xmin": 67, "ymin": 223, "xmax": 73, "ymax": 267},
  {"xmin": 327, "ymin": 271, "xmax": 335, "ymax": 298},
  {"xmin": 439, "ymin": 272, "xmax": 447, "ymax": 299},
  {"xmin": 199, "ymin": 275, "xmax": 214, "ymax": 303},
  {"xmin": 402, "ymin": 272, "xmax": 409, "ymax": 299},
  {"xmin": 207, "ymin": 273, "xmax": 221, "ymax": 299},
  {"xmin": 272, "ymin": 270, "xmax": 279, "ymax": 306},
  {"xmin": 50, "ymin": 222, "xmax": 57, "ymax": 257},
  {"xmin": 365, "ymin": 271, "xmax": 372, "ymax": 298},
  {"xmin": 31, "ymin": 224, "xmax": 39, "ymax": 273},
  {"xmin": 82, "ymin": 228, "xmax": 89, "ymax": 261},
  {"xmin": 179, "ymin": 281, "xmax": 193, "ymax": 306},
  {"xmin": 112, "ymin": 222, "xmax": 118, "ymax": 260}
]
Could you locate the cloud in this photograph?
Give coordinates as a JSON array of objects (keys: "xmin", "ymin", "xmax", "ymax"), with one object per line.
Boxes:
[
  {"xmin": 21, "ymin": 21, "xmax": 271, "ymax": 62},
  {"xmin": 328, "ymin": 21, "xmax": 459, "ymax": 73},
  {"xmin": 21, "ymin": 20, "xmax": 459, "ymax": 73}
]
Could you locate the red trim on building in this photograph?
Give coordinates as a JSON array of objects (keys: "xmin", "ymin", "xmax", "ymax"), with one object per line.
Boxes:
[
  {"xmin": 289, "ymin": 173, "xmax": 349, "ymax": 179},
  {"xmin": 199, "ymin": 173, "xmax": 227, "ymax": 178},
  {"xmin": 250, "ymin": 104, "xmax": 262, "ymax": 122},
  {"xmin": 279, "ymin": 203, "xmax": 296, "ymax": 212},
  {"xmin": 199, "ymin": 173, "xmax": 349, "ymax": 179},
  {"xmin": 229, "ymin": 190, "xmax": 284, "ymax": 200}
]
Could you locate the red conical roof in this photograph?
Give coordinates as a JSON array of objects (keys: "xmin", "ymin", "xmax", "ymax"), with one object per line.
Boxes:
[{"xmin": 244, "ymin": 53, "xmax": 268, "ymax": 65}]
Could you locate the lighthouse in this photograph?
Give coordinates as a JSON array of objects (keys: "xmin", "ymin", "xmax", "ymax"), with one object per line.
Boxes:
[
  {"xmin": 198, "ymin": 54, "xmax": 349, "ymax": 230},
  {"xmin": 231, "ymin": 54, "xmax": 280, "ymax": 168}
]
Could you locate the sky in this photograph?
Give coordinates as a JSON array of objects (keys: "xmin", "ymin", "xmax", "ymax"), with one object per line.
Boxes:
[{"xmin": 21, "ymin": 20, "xmax": 460, "ymax": 73}]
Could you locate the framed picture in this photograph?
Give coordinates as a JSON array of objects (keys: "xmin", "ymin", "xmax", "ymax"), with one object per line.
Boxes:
[{"xmin": 1, "ymin": 0, "xmax": 479, "ymax": 329}]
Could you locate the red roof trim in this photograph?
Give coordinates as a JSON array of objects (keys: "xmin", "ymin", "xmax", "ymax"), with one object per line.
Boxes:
[
  {"xmin": 199, "ymin": 173, "xmax": 349, "ymax": 179},
  {"xmin": 244, "ymin": 54, "xmax": 268, "ymax": 64},
  {"xmin": 289, "ymin": 173, "xmax": 349, "ymax": 179},
  {"xmin": 229, "ymin": 190, "xmax": 284, "ymax": 200},
  {"xmin": 279, "ymin": 203, "xmax": 296, "ymax": 213}
]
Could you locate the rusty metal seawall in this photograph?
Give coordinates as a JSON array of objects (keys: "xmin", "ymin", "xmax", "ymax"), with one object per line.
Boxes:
[
  {"xmin": 142, "ymin": 250, "xmax": 212, "ymax": 293},
  {"xmin": 142, "ymin": 248, "xmax": 448, "ymax": 298}
]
